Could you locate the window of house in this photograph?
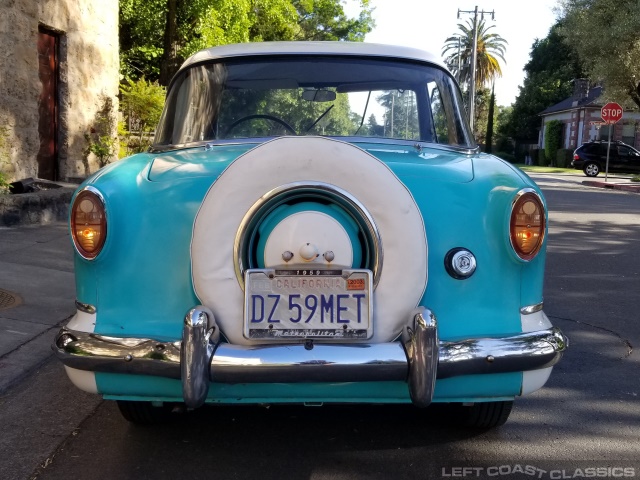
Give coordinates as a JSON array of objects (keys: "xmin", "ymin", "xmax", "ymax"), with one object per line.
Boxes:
[{"xmin": 621, "ymin": 123, "xmax": 636, "ymax": 146}]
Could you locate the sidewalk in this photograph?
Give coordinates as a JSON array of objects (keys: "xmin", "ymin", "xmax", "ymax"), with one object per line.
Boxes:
[{"xmin": 0, "ymin": 223, "xmax": 75, "ymax": 393}]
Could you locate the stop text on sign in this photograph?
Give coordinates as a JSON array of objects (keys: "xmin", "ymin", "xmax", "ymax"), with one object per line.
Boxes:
[{"xmin": 601, "ymin": 102, "xmax": 623, "ymax": 124}]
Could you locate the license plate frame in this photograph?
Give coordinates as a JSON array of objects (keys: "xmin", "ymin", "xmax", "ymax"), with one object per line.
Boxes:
[{"xmin": 243, "ymin": 268, "xmax": 373, "ymax": 340}]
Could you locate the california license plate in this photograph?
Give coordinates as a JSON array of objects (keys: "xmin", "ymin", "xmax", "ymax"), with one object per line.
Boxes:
[{"xmin": 244, "ymin": 268, "xmax": 373, "ymax": 340}]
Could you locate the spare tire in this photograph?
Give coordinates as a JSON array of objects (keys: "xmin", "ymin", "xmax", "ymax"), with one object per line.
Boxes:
[{"xmin": 192, "ymin": 137, "xmax": 427, "ymax": 345}]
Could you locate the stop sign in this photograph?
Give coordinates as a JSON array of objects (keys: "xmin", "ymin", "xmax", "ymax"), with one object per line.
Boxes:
[{"xmin": 601, "ymin": 102, "xmax": 623, "ymax": 124}]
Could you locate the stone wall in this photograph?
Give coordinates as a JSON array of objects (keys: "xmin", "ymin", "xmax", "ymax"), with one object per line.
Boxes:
[{"xmin": 0, "ymin": 0, "xmax": 119, "ymax": 183}]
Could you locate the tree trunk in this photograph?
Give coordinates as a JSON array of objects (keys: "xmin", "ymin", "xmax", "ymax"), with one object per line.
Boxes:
[
  {"xmin": 485, "ymin": 82, "xmax": 495, "ymax": 153},
  {"xmin": 159, "ymin": 0, "xmax": 179, "ymax": 86},
  {"xmin": 630, "ymin": 81, "xmax": 640, "ymax": 111}
]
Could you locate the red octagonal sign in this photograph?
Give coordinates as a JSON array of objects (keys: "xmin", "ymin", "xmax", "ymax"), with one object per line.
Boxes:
[{"xmin": 601, "ymin": 102, "xmax": 623, "ymax": 124}]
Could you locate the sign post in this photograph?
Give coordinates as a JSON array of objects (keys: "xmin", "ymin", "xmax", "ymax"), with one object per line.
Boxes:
[{"xmin": 601, "ymin": 102, "xmax": 624, "ymax": 182}]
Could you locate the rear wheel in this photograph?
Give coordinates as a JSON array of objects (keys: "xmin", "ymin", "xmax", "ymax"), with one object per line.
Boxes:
[
  {"xmin": 451, "ymin": 401, "xmax": 513, "ymax": 428},
  {"xmin": 584, "ymin": 162, "xmax": 600, "ymax": 177},
  {"xmin": 116, "ymin": 400, "xmax": 175, "ymax": 425}
]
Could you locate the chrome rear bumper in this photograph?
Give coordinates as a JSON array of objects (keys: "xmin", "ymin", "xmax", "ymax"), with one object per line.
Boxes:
[{"xmin": 53, "ymin": 306, "xmax": 568, "ymax": 409}]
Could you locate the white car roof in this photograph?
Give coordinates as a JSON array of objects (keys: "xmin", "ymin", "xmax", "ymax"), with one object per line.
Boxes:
[{"xmin": 179, "ymin": 41, "xmax": 447, "ymax": 73}]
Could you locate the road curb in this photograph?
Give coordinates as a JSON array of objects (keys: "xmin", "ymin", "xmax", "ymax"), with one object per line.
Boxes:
[
  {"xmin": 582, "ymin": 180, "xmax": 640, "ymax": 193},
  {"xmin": 0, "ymin": 188, "xmax": 75, "ymax": 227}
]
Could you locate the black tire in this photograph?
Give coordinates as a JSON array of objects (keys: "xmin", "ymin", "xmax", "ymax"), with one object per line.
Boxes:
[
  {"xmin": 116, "ymin": 400, "xmax": 175, "ymax": 425},
  {"xmin": 584, "ymin": 162, "xmax": 600, "ymax": 177},
  {"xmin": 453, "ymin": 401, "xmax": 513, "ymax": 428}
]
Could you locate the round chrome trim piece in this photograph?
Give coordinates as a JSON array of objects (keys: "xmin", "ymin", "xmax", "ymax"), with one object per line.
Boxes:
[
  {"xmin": 444, "ymin": 248, "xmax": 477, "ymax": 280},
  {"xmin": 234, "ymin": 181, "xmax": 383, "ymax": 290},
  {"xmin": 509, "ymin": 188, "xmax": 546, "ymax": 263},
  {"xmin": 71, "ymin": 186, "xmax": 107, "ymax": 261}
]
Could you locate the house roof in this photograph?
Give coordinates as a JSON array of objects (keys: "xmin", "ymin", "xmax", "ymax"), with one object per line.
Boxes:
[{"xmin": 539, "ymin": 86, "xmax": 603, "ymax": 116}]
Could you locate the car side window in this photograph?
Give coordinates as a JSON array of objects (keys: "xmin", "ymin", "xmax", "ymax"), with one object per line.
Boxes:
[{"xmin": 617, "ymin": 146, "xmax": 632, "ymax": 157}]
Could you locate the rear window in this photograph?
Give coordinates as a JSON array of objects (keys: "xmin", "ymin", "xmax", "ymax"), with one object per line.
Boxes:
[{"xmin": 154, "ymin": 55, "xmax": 474, "ymax": 149}]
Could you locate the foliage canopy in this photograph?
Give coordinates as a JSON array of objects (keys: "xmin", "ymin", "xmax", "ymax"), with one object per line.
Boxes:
[
  {"xmin": 500, "ymin": 22, "xmax": 583, "ymax": 141},
  {"xmin": 120, "ymin": 0, "xmax": 374, "ymax": 84},
  {"xmin": 559, "ymin": 0, "xmax": 640, "ymax": 109}
]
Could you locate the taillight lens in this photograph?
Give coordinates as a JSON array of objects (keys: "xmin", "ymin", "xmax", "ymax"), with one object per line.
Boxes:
[
  {"xmin": 573, "ymin": 154, "xmax": 580, "ymax": 160},
  {"xmin": 510, "ymin": 190, "xmax": 545, "ymax": 261},
  {"xmin": 71, "ymin": 189, "xmax": 107, "ymax": 259}
]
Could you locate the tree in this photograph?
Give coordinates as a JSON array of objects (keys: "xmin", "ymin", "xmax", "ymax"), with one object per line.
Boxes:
[
  {"xmin": 376, "ymin": 90, "xmax": 420, "ymax": 140},
  {"xmin": 120, "ymin": 0, "xmax": 374, "ymax": 86},
  {"xmin": 471, "ymin": 87, "xmax": 495, "ymax": 142},
  {"xmin": 500, "ymin": 21, "xmax": 583, "ymax": 142},
  {"xmin": 442, "ymin": 18, "xmax": 507, "ymax": 91},
  {"xmin": 293, "ymin": 0, "xmax": 373, "ymax": 41},
  {"xmin": 559, "ymin": 0, "xmax": 640, "ymax": 109},
  {"xmin": 485, "ymin": 83, "xmax": 496, "ymax": 153}
]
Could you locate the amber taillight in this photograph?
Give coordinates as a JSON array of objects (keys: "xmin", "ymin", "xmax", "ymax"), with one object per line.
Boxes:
[
  {"xmin": 71, "ymin": 189, "xmax": 107, "ymax": 259},
  {"xmin": 510, "ymin": 190, "xmax": 545, "ymax": 261}
]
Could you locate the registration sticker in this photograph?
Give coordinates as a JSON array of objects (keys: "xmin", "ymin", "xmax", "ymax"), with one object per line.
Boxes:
[{"xmin": 243, "ymin": 268, "xmax": 373, "ymax": 340}]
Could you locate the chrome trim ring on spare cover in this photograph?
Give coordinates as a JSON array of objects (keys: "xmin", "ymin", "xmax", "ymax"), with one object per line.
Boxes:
[{"xmin": 234, "ymin": 182, "xmax": 383, "ymax": 290}]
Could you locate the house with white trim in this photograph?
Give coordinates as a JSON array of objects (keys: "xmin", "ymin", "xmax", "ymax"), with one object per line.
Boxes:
[{"xmin": 538, "ymin": 80, "xmax": 640, "ymax": 151}]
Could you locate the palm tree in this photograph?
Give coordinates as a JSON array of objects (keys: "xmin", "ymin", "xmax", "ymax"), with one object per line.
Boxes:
[{"xmin": 442, "ymin": 18, "xmax": 507, "ymax": 92}]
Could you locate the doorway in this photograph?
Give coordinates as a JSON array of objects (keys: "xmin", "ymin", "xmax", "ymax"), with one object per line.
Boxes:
[{"xmin": 37, "ymin": 27, "xmax": 59, "ymax": 180}]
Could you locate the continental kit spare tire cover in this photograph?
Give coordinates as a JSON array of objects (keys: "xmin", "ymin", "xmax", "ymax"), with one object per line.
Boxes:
[{"xmin": 191, "ymin": 137, "xmax": 427, "ymax": 345}]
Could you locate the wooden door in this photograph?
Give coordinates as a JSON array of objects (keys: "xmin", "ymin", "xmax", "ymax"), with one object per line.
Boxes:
[{"xmin": 37, "ymin": 29, "xmax": 58, "ymax": 180}]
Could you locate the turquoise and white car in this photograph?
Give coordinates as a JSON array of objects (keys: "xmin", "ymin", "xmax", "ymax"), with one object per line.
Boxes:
[{"xmin": 53, "ymin": 42, "xmax": 567, "ymax": 428}]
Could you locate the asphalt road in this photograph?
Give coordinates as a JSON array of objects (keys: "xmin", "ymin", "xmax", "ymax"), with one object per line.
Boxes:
[{"xmin": 2, "ymin": 173, "xmax": 639, "ymax": 480}]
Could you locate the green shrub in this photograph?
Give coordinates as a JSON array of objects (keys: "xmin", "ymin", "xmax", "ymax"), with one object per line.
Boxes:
[
  {"xmin": 0, "ymin": 171, "xmax": 9, "ymax": 194},
  {"xmin": 632, "ymin": 174, "xmax": 640, "ymax": 182},
  {"xmin": 538, "ymin": 149, "xmax": 547, "ymax": 166},
  {"xmin": 555, "ymin": 149, "xmax": 573, "ymax": 168},
  {"xmin": 0, "ymin": 122, "xmax": 11, "ymax": 193},
  {"xmin": 531, "ymin": 149, "xmax": 540, "ymax": 166},
  {"xmin": 84, "ymin": 95, "xmax": 118, "ymax": 170},
  {"xmin": 544, "ymin": 120, "xmax": 563, "ymax": 166}
]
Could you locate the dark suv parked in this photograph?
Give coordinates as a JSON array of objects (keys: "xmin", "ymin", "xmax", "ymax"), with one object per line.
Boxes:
[{"xmin": 572, "ymin": 141, "xmax": 640, "ymax": 177}]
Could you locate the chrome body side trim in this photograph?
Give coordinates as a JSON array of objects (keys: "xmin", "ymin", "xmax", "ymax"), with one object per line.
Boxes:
[
  {"xmin": 148, "ymin": 137, "xmax": 480, "ymax": 156},
  {"xmin": 402, "ymin": 308, "xmax": 438, "ymax": 408},
  {"xmin": 520, "ymin": 302, "xmax": 544, "ymax": 315}
]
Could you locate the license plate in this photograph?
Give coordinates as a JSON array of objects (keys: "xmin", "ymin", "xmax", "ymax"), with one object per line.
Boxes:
[{"xmin": 244, "ymin": 268, "xmax": 373, "ymax": 340}]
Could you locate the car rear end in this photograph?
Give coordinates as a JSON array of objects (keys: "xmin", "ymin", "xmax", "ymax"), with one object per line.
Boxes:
[{"xmin": 53, "ymin": 42, "xmax": 567, "ymax": 427}]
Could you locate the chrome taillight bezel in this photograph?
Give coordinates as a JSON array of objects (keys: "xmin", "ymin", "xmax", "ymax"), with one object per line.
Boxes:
[
  {"xmin": 70, "ymin": 186, "xmax": 107, "ymax": 260},
  {"xmin": 509, "ymin": 188, "xmax": 546, "ymax": 262}
]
